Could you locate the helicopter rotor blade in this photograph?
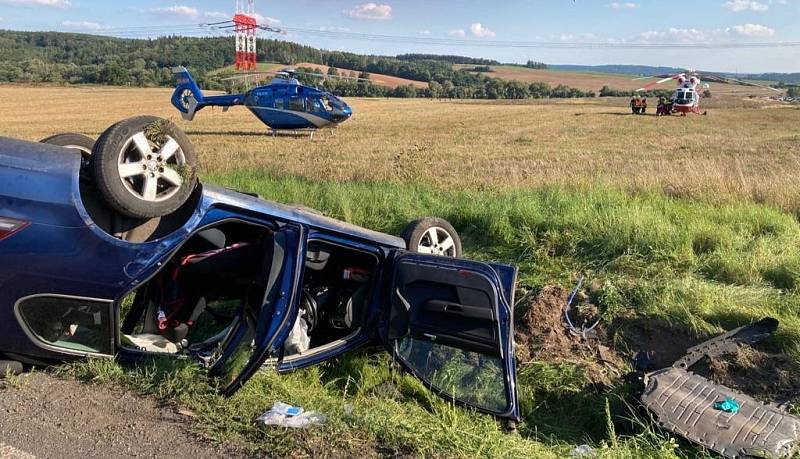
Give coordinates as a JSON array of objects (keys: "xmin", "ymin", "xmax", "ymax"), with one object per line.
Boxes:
[
  {"xmin": 218, "ymin": 72, "xmax": 274, "ymax": 82},
  {"xmin": 721, "ymin": 76, "xmax": 782, "ymax": 92},
  {"xmin": 634, "ymin": 73, "xmax": 682, "ymax": 91}
]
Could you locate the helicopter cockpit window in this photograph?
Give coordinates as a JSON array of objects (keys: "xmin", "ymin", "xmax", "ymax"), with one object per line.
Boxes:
[
  {"xmin": 320, "ymin": 98, "xmax": 334, "ymax": 112},
  {"xmin": 288, "ymin": 97, "xmax": 305, "ymax": 111},
  {"xmin": 306, "ymin": 98, "xmax": 323, "ymax": 113},
  {"xmin": 274, "ymin": 97, "xmax": 285, "ymax": 110}
]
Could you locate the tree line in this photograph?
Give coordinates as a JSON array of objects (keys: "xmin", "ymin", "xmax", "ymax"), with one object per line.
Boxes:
[{"xmin": 0, "ymin": 30, "xmax": 609, "ymax": 100}]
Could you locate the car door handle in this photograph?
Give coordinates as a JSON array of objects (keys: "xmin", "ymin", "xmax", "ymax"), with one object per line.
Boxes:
[{"xmin": 423, "ymin": 300, "xmax": 495, "ymax": 321}]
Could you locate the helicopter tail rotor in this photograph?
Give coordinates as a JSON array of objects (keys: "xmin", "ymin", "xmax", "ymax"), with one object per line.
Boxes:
[{"xmin": 171, "ymin": 67, "xmax": 205, "ymax": 121}]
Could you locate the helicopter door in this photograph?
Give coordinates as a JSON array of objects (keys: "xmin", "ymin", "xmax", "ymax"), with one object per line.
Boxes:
[{"xmin": 288, "ymin": 96, "xmax": 304, "ymax": 112}]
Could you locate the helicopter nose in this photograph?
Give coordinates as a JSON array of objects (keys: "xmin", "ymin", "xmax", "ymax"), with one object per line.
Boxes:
[{"xmin": 344, "ymin": 106, "xmax": 353, "ymax": 117}]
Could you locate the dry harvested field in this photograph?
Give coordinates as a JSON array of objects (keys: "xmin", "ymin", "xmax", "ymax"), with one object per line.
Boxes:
[
  {"xmin": 294, "ymin": 62, "xmax": 429, "ymax": 88},
  {"xmin": 454, "ymin": 64, "xmax": 782, "ymax": 96},
  {"xmin": 1, "ymin": 85, "xmax": 798, "ymax": 209},
  {"xmin": 3, "ymin": 85, "xmax": 800, "ymax": 458}
]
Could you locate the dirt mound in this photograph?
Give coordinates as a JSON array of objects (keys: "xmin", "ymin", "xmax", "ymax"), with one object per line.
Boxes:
[
  {"xmin": 514, "ymin": 286, "xmax": 623, "ymax": 386},
  {"xmin": 617, "ymin": 319, "xmax": 708, "ymax": 370},
  {"xmin": 699, "ymin": 345, "xmax": 800, "ymax": 406}
]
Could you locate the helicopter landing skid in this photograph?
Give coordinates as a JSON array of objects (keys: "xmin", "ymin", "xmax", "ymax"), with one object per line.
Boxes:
[{"xmin": 268, "ymin": 128, "xmax": 319, "ymax": 140}]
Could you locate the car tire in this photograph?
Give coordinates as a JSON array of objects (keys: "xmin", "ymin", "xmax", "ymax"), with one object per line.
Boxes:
[
  {"xmin": 40, "ymin": 133, "xmax": 95, "ymax": 167},
  {"xmin": 0, "ymin": 359, "xmax": 23, "ymax": 377},
  {"xmin": 401, "ymin": 217, "xmax": 462, "ymax": 258},
  {"xmin": 91, "ymin": 116, "xmax": 198, "ymax": 219}
]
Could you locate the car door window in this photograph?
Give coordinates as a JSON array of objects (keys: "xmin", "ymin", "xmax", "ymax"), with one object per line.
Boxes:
[
  {"xmin": 395, "ymin": 337, "xmax": 508, "ymax": 412},
  {"xmin": 384, "ymin": 253, "xmax": 518, "ymax": 419},
  {"xmin": 16, "ymin": 296, "xmax": 112, "ymax": 355}
]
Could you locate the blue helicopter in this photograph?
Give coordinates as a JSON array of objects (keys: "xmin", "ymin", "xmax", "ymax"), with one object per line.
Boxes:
[{"xmin": 170, "ymin": 66, "xmax": 353, "ymax": 132}]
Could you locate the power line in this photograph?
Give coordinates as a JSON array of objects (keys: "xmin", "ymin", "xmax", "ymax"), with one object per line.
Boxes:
[{"xmin": 90, "ymin": 23, "xmax": 800, "ymax": 50}]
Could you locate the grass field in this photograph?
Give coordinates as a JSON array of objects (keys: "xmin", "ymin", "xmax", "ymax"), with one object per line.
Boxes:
[
  {"xmin": 453, "ymin": 64, "xmax": 785, "ymax": 97},
  {"xmin": 2, "ymin": 86, "xmax": 798, "ymax": 210},
  {"xmin": 2, "ymin": 86, "xmax": 800, "ymax": 458}
]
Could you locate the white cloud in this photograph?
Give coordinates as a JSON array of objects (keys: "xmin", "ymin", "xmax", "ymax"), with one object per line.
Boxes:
[
  {"xmin": 639, "ymin": 30, "xmax": 665, "ymax": 40},
  {"xmin": 203, "ymin": 11, "xmax": 229, "ymax": 21},
  {"xmin": 723, "ymin": 0, "xmax": 769, "ymax": 11},
  {"xmin": 252, "ymin": 13, "xmax": 280, "ymax": 26},
  {"xmin": 469, "ymin": 23, "xmax": 496, "ymax": 38},
  {"xmin": 667, "ymin": 27, "xmax": 708, "ymax": 41},
  {"xmin": 343, "ymin": 3, "xmax": 392, "ymax": 20},
  {"xmin": 148, "ymin": 5, "xmax": 200, "ymax": 19},
  {"xmin": 418, "ymin": 29, "xmax": 431, "ymax": 35},
  {"xmin": 0, "ymin": 0, "xmax": 70, "ymax": 8},
  {"xmin": 609, "ymin": 2, "xmax": 640, "ymax": 8},
  {"xmin": 319, "ymin": 26, "xmax": 351, "ymax": 33},
  {"xmin": 727, "ymin": 23, "xmax": 775, "ymax": 36},
  {"xmin": 447, "ymin": 29, "xmax": 465, "ymax": 37},
  {"xmin": 61, "ymin": 20, "xmax": 108, "ymax": 30}
]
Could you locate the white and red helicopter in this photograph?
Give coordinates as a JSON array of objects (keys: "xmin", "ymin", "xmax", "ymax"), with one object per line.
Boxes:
[{"xmin": 635, "ymin": 69, "xmax": 781, "ymax": 115}]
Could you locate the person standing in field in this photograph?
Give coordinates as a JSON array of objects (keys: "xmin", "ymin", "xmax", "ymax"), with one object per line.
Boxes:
[
  {"xmin": 641, "ymin": 96, "xmax": 648, "ymax": 115},
  {"xmin": 631, "ymin": 95, "xmax": 639, "ymax": 114}
]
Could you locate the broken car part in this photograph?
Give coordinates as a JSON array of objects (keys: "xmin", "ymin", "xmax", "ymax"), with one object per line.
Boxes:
[{"xmin": 641, "ymin": 318, "xmax": 800, "ymax": 459}]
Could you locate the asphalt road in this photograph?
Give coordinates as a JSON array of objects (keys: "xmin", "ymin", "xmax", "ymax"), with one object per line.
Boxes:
[{"xmin": 0, "ymin": 373, "xmax": 249, "ymax": 459}]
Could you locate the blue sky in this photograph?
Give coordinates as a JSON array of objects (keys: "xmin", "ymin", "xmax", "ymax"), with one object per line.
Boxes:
[{"xmin": 1, "ymin": 0, "xmax": 798, "ymax": 72}]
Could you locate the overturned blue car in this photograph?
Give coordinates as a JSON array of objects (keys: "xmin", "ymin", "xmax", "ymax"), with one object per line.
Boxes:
[{"xmin": 0, "ymin": 116, "xmax": 519, "ymax": 421}]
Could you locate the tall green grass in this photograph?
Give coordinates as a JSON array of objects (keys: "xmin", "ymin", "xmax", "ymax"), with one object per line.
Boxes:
[{"xmin": 61, "ymin": 172, "xmax": 800, "ymax": 458}]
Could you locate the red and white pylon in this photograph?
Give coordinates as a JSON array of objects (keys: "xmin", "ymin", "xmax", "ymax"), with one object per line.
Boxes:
[{"xmin": 234, "ymin": 0, "xmax": 257, "ymax": 71}]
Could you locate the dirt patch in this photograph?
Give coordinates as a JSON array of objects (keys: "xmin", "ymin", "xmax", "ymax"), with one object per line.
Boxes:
[
  {"xmin": 0, "ymin": 373, "xmax": 249, "ymax": 459},
  {"xmin": 695, "ymin": 345, "xmax": 800, "ymax": 406},
  {"xmin": 514, "ymin": 286, "xmax": 624, "ymax": 386},
  {"xmin": 616, "ymin": 319, "xmax": 708, "ymax": 370}
]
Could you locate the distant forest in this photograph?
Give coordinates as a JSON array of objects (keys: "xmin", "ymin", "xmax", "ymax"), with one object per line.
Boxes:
[
  {"xmin": 0, "ymin": 30, "xmax": 599, "ymax": 99},
  {"xmin": 1, "ymin": 30, "xmax": 794, "ymax": 98}
]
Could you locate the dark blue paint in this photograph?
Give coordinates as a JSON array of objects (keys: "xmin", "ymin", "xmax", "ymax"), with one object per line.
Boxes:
[
  {"xmin": 171, "ymin": 67, "xmax": 352, "ymax": 131},
  {"xmin": 0, "ymin": 136, "xmax": 519, "ymax": 420}
]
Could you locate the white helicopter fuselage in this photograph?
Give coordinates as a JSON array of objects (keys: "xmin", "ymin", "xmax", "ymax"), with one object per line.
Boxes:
[{"xmin": 672, "ymin": 75, "xmax": 702, "ymax": 114}]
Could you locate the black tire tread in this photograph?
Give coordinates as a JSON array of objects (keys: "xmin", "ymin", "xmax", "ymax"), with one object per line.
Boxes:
[{"xmin": 40, "ymin": 133, "xmax": 95, "ymax": 157}]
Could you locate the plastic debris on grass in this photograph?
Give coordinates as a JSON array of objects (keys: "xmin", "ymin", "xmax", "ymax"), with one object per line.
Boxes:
[{"xmin": 255, "ymin": 402, "xmax": 327, "ymax": 429}]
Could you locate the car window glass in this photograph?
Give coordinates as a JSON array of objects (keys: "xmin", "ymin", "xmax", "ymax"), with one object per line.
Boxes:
[
  {"xmin": 17, "ymin": 296, "xmax": 112, "ymax": 354},
  {"xmin": 395, "ymin": 337, "xmax": 508, "ymax": 413}
]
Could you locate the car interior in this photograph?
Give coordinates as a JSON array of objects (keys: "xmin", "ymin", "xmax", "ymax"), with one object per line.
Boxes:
[{"xmin": 117, "ymin": 222, "xmax": 378, "ymax": 366}]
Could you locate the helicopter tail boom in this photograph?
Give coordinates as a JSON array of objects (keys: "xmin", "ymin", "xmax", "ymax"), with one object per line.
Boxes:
[
  {"xmin": 171, "ymin": 67, "xmax": 206, "ymax": 121},
  {"xmin": 171, "ymin": 67, "xmax": 246, "ymax": 121}
]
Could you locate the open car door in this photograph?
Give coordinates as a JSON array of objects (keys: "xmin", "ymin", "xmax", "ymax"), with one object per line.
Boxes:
[
  {"xmin": 382, "ymin": 252, "xmax": 519, "ymax": 421},
  {"xmin": 206, "ymin": 225, "xmax": 305, "ymax": 396}
]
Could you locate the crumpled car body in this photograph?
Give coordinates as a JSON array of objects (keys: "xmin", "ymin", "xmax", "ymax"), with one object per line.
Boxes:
[{"xmin": 0, "ymin": 137, "xmax": 520, "ymax": 421}]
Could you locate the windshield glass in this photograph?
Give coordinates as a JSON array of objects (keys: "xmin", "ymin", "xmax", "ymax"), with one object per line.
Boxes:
[{"xmin": 324, "ymin": 95, "xmax": 346, "ymax": 111}]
